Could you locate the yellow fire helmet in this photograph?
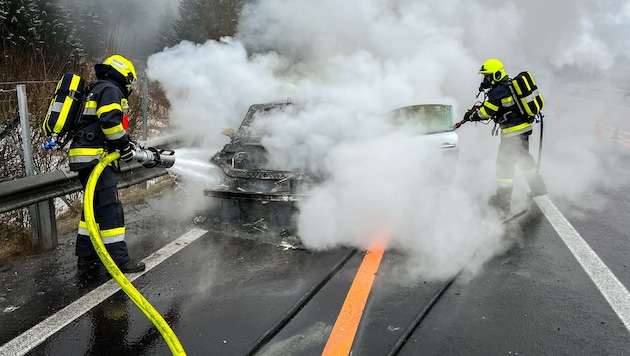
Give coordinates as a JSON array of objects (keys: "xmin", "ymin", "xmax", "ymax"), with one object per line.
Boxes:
[
  {"xmin": 102, "ymin": 54, "xmax": 138, "ymax": 89},
  {"xmin": 478, "ymin": 58, "xmax": 507, "ymax": 84}
]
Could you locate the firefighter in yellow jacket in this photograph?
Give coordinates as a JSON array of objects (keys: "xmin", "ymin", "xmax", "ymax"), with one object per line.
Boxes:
[
  {"xmin": 69, "ymin": 54, "xmax": 145, "ymax": 273},
  {"xmin": 461, "ymin": 58, "xmax": 547, "ymax": 216}
]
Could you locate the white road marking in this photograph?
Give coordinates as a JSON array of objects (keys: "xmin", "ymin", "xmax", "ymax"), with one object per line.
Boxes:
[
  {"xmin": 535, "ymin": 196, "xmax": 630, "ymax": 333},
  {"xmin": 0, "ymin": 228, "xmax": 208, "ymax": 356},
  {"xmin": 3, "ymin": 197, "xmax": 630, "ymax": 353}
]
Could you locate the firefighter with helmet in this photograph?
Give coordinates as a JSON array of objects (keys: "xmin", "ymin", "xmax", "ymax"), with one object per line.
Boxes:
[
  {"xmin": 460, "ymin": 58, "xmax": 547, "ymax": 216},
  {"xmin": 69, "ymin": 54, "xmax": 145, "ymax": 273}
]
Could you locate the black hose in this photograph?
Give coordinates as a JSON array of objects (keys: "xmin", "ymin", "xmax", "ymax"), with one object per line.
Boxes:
[{"xmin": 536, "ymin": 114, "xmax": 544, "ymax": 175}]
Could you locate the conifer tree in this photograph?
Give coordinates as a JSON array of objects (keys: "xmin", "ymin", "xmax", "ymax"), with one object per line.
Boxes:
[
  {"xmin": 156, "ymin": 0, "xmax": 244, "ymax": 50},
  {"xmin": 0, "ymin": 0, "xmax": 84, "ymax": 72}
]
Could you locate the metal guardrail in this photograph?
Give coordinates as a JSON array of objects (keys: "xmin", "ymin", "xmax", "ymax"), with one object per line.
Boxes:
[
  {"xmin": 0, "ymin": 159, "xmax": 169, "ymax": 214},
  {"xmin": 0, "ymin": 135, "xmax": 182, "ymax": 250}
]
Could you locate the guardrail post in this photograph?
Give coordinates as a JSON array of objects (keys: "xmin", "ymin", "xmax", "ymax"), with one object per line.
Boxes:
[
  {"xmin": 140, "ymin": 77, "xmax": 149, "ymax": 189},
  {"xmin": 18, "ymin": 85, "xmax": 34, "ymax": 176},
  {"xmin": 142, "ymin": 76, "xmax": 148, "ymax": 141},
  {"xmin": 17, "ymin": 84, "xmax": 57, "ymax": 250}
]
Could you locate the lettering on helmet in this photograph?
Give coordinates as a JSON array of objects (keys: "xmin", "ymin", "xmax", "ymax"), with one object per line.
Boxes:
[{"xmin": 109, "ymin": 59, "xmax": 127, "ymax": 71}]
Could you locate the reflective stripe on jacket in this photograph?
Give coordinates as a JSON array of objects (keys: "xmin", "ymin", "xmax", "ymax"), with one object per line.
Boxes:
[
  {"xmin": 473, "ymin": 81, "xmax": 532, "ymax": 138},
  {"xmin": 68, "ymin": 147, "xmax": 105, "ymax": 165},
  {"xmin": 68, "ymin": 79, "xmax": 130, "ymax": 171}
]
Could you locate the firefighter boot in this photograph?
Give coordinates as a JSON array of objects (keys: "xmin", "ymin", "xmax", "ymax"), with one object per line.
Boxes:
[
  {"xmin": 488, "ymin": 188, "xmax": 512, "ymax": 218},
  {"xmin": 527, "ymin": 175, "xmax": 547, "ymax": 200},
  {"xmin": 77, "ymin": 256, "xmax": 100, "ymax": 269},
  {"xmin": 118, "ymin": 259, "xmax": 146, "ymax": 273}
]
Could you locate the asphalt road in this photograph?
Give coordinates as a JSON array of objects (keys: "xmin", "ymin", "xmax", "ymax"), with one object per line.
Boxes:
[{"xmin": 1, "ymin": 151, "xmax": 630, "ymax": 355}]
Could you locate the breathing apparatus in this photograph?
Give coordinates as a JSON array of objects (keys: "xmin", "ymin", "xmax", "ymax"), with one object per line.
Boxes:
[{"xmin": 453, "ymin": 89, "xmax": 545, "ymax": 173}]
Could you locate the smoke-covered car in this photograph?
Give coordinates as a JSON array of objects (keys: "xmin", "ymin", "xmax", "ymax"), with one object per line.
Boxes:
[
  {"xmin": 204, "ymin": 102, "xmax": 459, "ymax": 232},
  {"xmin": 205, "ymin": 102, "xmax": 312, "ymax": 200},
  {"xmin": 388, "ymin": 103, "xmax": 459, "ymax": 162}
]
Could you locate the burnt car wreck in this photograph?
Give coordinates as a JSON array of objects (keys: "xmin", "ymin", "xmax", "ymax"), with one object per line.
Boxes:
[
  {"xmin": 204, "ymin": 102, "xmax": 312, "ymax": 234},
  {"xmin": 203, "ymin": 101, "xmax": 459, "ymax": 238}
]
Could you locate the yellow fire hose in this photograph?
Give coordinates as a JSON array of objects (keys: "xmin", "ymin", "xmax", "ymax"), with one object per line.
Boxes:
[{"xmin": 84, "ymin": 151, "xmax": 185, "ymax": 355}]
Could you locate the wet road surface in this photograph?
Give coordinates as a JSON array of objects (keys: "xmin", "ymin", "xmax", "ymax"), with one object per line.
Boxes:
[{"xmin": 2, "ymin": 156, "xmax": 630, "ymax": 355}]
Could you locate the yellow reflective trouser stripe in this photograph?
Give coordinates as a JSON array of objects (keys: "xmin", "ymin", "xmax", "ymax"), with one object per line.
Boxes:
[
  {"xmin": 497, "ymin": 177, "xmax": 514, "ymax": 187},
  {"xmin": 101, "ymin": 227, "xmax": 126, "ymax": 244},
  {"xmin": 97, "ymin": 103, "xmax": 122, "ymax": 117},
  {"xmin": 78, "ymin": 221, "xmax": 126, "ymax": 244},
  {"xmin": 78, "ymin": 225, "xmax": 88, "ymax": 236},
  {"xmin": 524, "ymin": 167, "xmax": 537, "ymax": 177}
]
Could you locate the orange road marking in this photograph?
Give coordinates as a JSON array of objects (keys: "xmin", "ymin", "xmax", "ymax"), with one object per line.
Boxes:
[{"xmin": 322, "ymin": 239, "xmax": 387, "ymax": 356}]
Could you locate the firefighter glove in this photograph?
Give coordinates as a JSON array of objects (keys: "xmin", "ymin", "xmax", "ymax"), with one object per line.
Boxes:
[
  {"xmin": 120, "ymin": 142, "xmax": 136, "ymax": 162},
  {"xmin": 462, "ymin": 110, "xmax": 475, "ymax": 123}
]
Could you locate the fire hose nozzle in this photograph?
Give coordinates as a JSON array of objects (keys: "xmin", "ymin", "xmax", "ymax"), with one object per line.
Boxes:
[{"xmin": 135, "ymin": 147, "xmax": 176, "ymax": 168}]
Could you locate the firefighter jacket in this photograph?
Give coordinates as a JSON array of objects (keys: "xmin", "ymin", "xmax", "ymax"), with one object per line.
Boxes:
[
  {"xmin": 471, "ymin": 80, "xmax": 533, "ymax": 138},
  {"xmin": 68, "ymin": 79, "xmax": 131, "ymax": 171}
]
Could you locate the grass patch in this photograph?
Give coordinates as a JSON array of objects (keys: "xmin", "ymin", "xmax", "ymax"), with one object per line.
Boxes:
[{"xmin": 0, "ymin": 224, "xmax": 34, "ymax": 270}]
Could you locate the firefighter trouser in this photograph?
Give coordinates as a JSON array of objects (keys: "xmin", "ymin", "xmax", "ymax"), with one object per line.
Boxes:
[
  {"xmin": 75, "ymin": 165, "xmax": 130, "ymax": 264},
  {"xmin": 494, "ymin": 133, "xmax": 546, "ymax": 206}
]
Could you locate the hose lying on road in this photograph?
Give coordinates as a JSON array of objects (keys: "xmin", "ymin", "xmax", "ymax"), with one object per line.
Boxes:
[{"xmin": 84, "ymin": 151, "xmax": 185, "ymax": 356}]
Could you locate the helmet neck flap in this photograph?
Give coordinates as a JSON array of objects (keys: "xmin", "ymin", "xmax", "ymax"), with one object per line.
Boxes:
[{"xmin": 95, "ymin": 54, "xmax": 137, "ymax": 97}]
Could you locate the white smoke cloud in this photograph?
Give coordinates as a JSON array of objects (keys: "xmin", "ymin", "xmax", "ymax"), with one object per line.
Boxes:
[{"xmin": 146, "ymin": 0, "xmax": 630, "ymax": 280}]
